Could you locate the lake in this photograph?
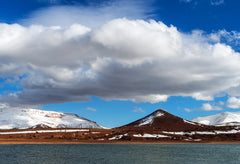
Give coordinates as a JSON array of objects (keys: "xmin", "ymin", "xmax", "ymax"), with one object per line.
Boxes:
[{"xmin": 0, "ymin": 144, "xmax": 239, "ymax": 164}]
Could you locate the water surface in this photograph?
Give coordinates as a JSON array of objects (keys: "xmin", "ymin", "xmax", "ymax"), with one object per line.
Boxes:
[{"xmin": 0, "ymin": 144, "xmax": 239, "ymax": 164}]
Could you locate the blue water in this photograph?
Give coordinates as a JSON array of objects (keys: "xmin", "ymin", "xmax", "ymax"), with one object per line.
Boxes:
[{"xmin": 0, "ymin": 144, "xmax": 239, "ymax": 164}]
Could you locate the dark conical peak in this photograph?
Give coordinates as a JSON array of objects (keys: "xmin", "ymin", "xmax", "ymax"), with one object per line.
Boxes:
[
  {"xmin": 150, "ymin": 109, "xmax": 170, "ymax": 116},
  {"xmin": 118, "ymin": 108, "xmax": 210, "ymax": 131},
  {"xmin": 154, "ymin": 109, "xmax": 167, "ymax": 113},
  {"xmin": 121, "ymin": 109, "xmax": 172, "ymax": 128},
  {"xmin": 154, "ymin": 109, "xmax": 165, "ymax": 112}
]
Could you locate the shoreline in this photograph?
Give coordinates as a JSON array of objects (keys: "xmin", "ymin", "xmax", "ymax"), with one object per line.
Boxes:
[
  {"xmin": 1, "ymin": 140, "xmax": 240, "ymax": 144},
  {"xmin": 1, "ymin": 128, "xmax": 240, "ymax": 144}
]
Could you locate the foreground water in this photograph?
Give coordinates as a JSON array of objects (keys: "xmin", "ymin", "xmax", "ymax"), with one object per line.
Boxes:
[{"xmin": 0, "ymin": 144, "xmax": 239, "ymax": 164}]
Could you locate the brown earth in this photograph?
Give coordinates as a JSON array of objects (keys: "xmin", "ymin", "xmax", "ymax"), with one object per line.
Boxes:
[{"xmin": 0, "ymin": 109, "xmax": 240, "ymax": 144}]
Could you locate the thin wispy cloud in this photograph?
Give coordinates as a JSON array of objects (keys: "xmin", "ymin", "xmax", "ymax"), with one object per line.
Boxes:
[
  {"xmin": 133, "ymin": 107, "xmax": 146, "ymax": 113},
  {"xmin": 184, "ymin": 108, "xmax": 192, "ymax": 112},
  {"xmin": 180, "ymin": 0, "xmax": 224, "ymax": 6},
  {"xmin": 86, "ymin": 107, "xmax": 97, "ymax": 111},
  {"xmin": 38, "ymin": 0, "xmax": 61, "ymax": 4},
  {"xmin": 181, "ymin": 0, "xmax": 192, "ymax": 2},
  {"xmin": 21, "ymin": 0, "xmax": 152, "ymax": 28},
  {"xmin": 211, "ymin": 30, "xmax": 240, "ymax": 52},
  {"xmin": 210, "ymin": 0, "xmax": 224, "ymax": 6}
]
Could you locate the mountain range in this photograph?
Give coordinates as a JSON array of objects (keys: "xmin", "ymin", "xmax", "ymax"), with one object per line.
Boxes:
[
  {"xmin": 1, "ymin": 107, "xmax": 240, "ymax": 129},
  {"xmin": 1, "ymin": 108, "xmax": 240, "ymax": 142}
]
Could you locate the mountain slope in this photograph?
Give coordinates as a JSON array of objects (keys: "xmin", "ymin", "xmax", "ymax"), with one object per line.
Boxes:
[
  {"xmin": 118, "ymin": 109, "xmax": 208, "ymax": 131},
  {"xmin": 192, "ymin": 111, "xmax": 240, "ymax": 126},
  {"xmin": 0, "ymin": 108, "xmax": 103, "ymax": 129},
  {"xmin": 110, "ymin": 109, "xmax": 240, "ymax": 142}
]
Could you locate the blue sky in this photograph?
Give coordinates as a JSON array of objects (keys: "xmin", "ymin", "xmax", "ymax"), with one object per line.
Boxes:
[{"xmin": 1, "ymin": 0, "xmax": 240, "ymax": 128}]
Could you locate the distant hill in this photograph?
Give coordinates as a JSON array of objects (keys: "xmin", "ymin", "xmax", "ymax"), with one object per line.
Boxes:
[
  {"xmin": 0, "ymin": 108, "xmax": 103, "ymax": 129},
  {"xmin": 192, "ymin": 111, "xmax": 240, "ymax": 126}
]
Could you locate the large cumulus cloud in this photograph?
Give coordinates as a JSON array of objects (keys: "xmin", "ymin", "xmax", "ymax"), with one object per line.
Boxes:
[{"xmin": 1, "ymin": 18, "xmax": 240, "ymax": 107}]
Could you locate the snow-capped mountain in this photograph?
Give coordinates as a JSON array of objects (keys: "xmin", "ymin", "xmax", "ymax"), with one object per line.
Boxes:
[
  {"xmin": 0, "ymin": 108, "xmax": 103, "ymax": 129},
  {"xmin": 119, "ymin": 109, "xmax": 207, "ymax": 131},
  {"xmin": 192, "ymin": 111, "xmax": 240, "ymax": 126}
]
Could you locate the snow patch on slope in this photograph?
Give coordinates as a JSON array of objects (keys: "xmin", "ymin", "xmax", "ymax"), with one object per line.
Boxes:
[
  {"xmin": 133, "ymin": 133, "xmax": 169, "ymax": 138},
  {"xmin": 108, "ymin": 133, "xmax": 128, "ymax": 140},
  {"xmin": 138, "ymin": 111, "xmax": 164, "ymax": 126},
  {"xmin": 183, "ymin": 120, "xmax": 198, "ymax": 125},
  {"xmin": 162, "ymin": 129, "xmax": 240, "ymax": 135}
]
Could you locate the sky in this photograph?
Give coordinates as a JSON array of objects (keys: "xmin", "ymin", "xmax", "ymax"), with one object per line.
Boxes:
[{"xmin": 1, "ymin": 0, "xmax": 240, "ymax": 128}]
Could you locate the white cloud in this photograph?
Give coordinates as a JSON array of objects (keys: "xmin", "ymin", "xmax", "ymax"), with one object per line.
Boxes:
[
  {"xmin": 131, "ymin": 95, "xmax": 168, "ymax": 104},
  {"xmin": 198, "ymin": 103, "xmax": 222, "ymax": 111},
  {"xmin": 133, "ymin": 107, "xmax": 145, "ymax": 113},
  {"xmin": 227, "ymin": 97, "xmax": 240, "ymax": 109},
  {"xmin": 200, "ymin": 103, "xmax": 213, "ymax": 111},
  {"xmin": 1, "ymin": 19, "xmax": 240, "ymax": 106},
  {"xmin": 192, "ymin": 93, "xmax": 214, "ymax": 101},
  {"xmin": 0, "ymin": 103, "xmax": 8, "ymax": 109},
  {"xmin": 86, "ymin": 107, "xmax": 97, "ymax": 111},
  {"xmin": 210, "ymin": 33, "xmax": 221, "ymax": 42}
]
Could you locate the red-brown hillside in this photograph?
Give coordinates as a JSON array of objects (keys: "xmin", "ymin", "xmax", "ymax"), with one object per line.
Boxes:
[{"xmin": 117, "ymin": 109, "xmax": 212, "ymax": 132}]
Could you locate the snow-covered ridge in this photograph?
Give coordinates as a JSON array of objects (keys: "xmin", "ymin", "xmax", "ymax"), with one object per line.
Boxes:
[
  {"xmin": 192, "ymin": 111, "xmax": 240, "ymax": 126},
  {"xmin": 0, "ymin": 108, "xmax": 103, "ymax": 129}
]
